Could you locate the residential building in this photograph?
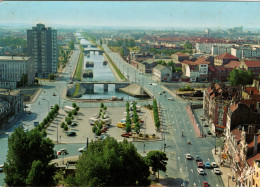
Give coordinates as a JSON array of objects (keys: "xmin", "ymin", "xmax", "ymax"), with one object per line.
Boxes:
[
  {"xmin": 195, "ymin": 43, "xmax": 234, "ymax": 54},
  {"xmin": 214, "ymin": 53, "xmax": 239, "ymax": 66},
  {"xmin": 231, "ymin": 46, "xmax": 260, "ymax": 59},
  {"xmin": 0, "ymin": 56, "xmax": 35, "ymax": 88},
  {"xmin": 153, "ymin": 64, "xmax": 172, "ymax": 82},
  {"xmin": 212, "ymin": 45, "xmax": 232, "ymax": 56},
  {"xmin": 171, "ymin": 52, "xmax": 189, "ymax": 62},
  {"xmin": 27, "ymin": 23, "xmax": 58, "ymax": 78},
  {"xmin": 0, "ymin": 90, "xmax": 23, "ymax": 129},
  {"xmin": 203, "ymin": 83, "xmax": 235, "ymax": 134},
  {"xmin": 239, "ymin": 60, "xmax": 260, "ymax": 78},
  {"xmin": 224, "ymin": 60, "xmax": 241, "ymax": 70},
  {"xmin": 136, "ymin": 59, "xmax": 157, "ymax": 74},
  {"xmin": 208, "ymin": 65, "xmax": 233, "ymax": 82},
  {"xmin": 252, "ymin": 160, "xmax": 260, "ymax": 187}
]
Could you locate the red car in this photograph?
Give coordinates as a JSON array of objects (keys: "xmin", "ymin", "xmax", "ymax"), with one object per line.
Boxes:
[
  {"xmin": 121, "ymin": 132, "xmax": 132, "ymax": 138},
  {"xmin": 197, "ymin": 162, "xmax": 204, "ymax": 168},
  {"xmin": 203, "ymin": 181, "xmax": 209, "ymax": 187}
]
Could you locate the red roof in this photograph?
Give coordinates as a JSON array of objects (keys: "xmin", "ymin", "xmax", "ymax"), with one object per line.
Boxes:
[
  {"xmin": 244, "ymin": 60, "xmax": 260, "ymax": 68},
  {"xmin": 245, "ymin": 87, "xmax": 259, "ymax": 95},
  {"xmin": 176, "ymin": 52, "xmax": 188, "ymax": 57},
  {"xmin": 231, "ymin": 128, "xmax": 242, "ymax": 142},
  {"xmin": 247, "ymin": 153, "xmax": 260, "ymax": 167},
  {"xmin": 182, "ymin": 60, "xmax": 194, "ymax": 65},
  {"xmin": 224, "ymin": 60, "xmax": 241, "ymax": 69},
  {"xmin": 215, "ymin": 53, "xmax": 239, "ymax": 60}
]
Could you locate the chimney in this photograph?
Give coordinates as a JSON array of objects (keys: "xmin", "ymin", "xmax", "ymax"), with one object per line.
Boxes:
[{"xmin": 254, "ymin": 134, "xmax": 258, "ymax": 155}]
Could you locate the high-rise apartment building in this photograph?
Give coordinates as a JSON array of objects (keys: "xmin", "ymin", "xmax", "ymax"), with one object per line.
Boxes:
[{"xmin": 27, "ymin": 24, "xmax": 57, "ymax": 78}]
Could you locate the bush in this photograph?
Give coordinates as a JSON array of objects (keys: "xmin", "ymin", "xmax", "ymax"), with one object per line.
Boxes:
[
  {"xmin": 75, "ymin": 106, "xmax": 80, "ymax": 111},
  {"xmin": 100, "ymin": 103, "xmax": 104, "ymax": 108},
  {"xmin": 178, "ymin": 85, "xmax": 195, "ymax": 91},
  {"xmin": 68, "ymin": 111, "xmax": 73, "ymax": 117},
  {"xmin": 92, "ymin": 125, "xmax": 97, "ymax": 133},
  {"xmin": 95, "ymin": 128, "xmax": 101, "ymax": 136},
  {"xmin": 67, "ymin": 119, "xmax": 72, "ymax": 125},
  {"xmin": 72, "ymin": 109, "xmax": 78, "ymax": 115},
  {"xmin": 64, "ymin": 125, "xmax": 68, "ymax": 131},
  {"xmin": 103, "ymin": 106, "xmax": 107, "ymax": 110},
  {"xmin": 72, "ymin": 103, "xmax": 77, "ymax": 108},
  {"xmin": 60, "ymin": 122, "xmax": 65, "ymax": 128}
]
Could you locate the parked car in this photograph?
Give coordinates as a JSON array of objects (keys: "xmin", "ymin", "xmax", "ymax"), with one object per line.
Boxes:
[
  {"xmin": 197, "ymin": 168, "xmax": 205, "ymax": 175},
  {"xmin": 168, "ymin": 97, "xmax": 174, "ymax": 101},
  {"xmin": 50, "ymin": 106, "xmax": 53, "ymax": 109},
  {"xmin": 27, "ymin": 111, "xmax": 32, "ymax": 114},
  {"xmin": 100, "ymin": 134, "xmax": 110, "ymax": 140},
  {"xmin": 211, "ymin": 162, "xmax": 218, "ymax": 168},
  {"xmin": 66, "ymin": 131, "xmax": 77, "ymax": 136},
  {"xmin": 204, "ymin": 123, "xmax": 209, "ymax": 127},
  {"xmin": 207, "ymin": 131, "xmax": 212, "ymax": 135},
  {"xmin": 213, "ymin": 168, "xmax": 221, "ymax": 175},
  {"xmin": 121, "ymin": 132, "xmax": 132, "ymax": 138},
  {"xmin": 197, "ymin": 162, "xmax": 204, "ymax": 168},
  {"xmin": 58, "ymin": 149, "xmax": 68, "ymax": 155},
  {"xmin": 0, "ymin": 164, "xmax": 4, "ymax": 172},
  {"xmin": 195, "ymin": 155, "xmax": 201, "ymax": 162},
  {"xmin": 205, "ymin": 162, "xmax": 211, "ymax": 168},
  {"xmin": 186, "ymin": 153, "xmax": 192, "ymax": 160},
  {"xmin": 200, "ymin": 116, "xmax": 205, "ymax": 121},
  {"xmin": 70, "ymin": 122, "xmax": 78, "ymax": 127},
  {"xmin": 149, "ymin": 83, "xmax": 152, "ymax": 85},
  {"xmin": 203, "ymin": 181, "xmax": 209, "ymax": 187},
  {"xmin": 162, "ymin": 91, "xmax": 166, "ymax": 94},
  {"xmin": 53, "ymin": 93, "xmax": 56, "ymax": 96},
  {"xmin": 78, "ymin": 147, "xmax": 87, "ymax": 152}
]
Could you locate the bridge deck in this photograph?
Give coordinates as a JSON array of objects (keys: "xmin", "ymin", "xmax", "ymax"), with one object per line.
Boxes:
[{"xmin": 79, "ymin": 81, "xmax": 130, "ymax": 84}]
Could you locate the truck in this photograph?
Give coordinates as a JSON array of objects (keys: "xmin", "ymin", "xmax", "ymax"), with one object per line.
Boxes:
[{"xmin": 64, "ymin": 106, "xmax": 74, "ymax": 113}]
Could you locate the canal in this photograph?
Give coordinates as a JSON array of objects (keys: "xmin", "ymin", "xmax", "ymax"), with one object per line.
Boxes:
[{"xmin": 80, "ymin": 39, "xmax": 142, "ymax": 101}]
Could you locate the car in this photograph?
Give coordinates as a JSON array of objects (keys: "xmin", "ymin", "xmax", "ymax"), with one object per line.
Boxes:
[
  {"xmin": 213, "ymin": 168, "xmax": 221, "ymax": 175},
  {"xmin": 205, "ymin": 162, "xmax": 211, "ymax": 168},
  {"xmin": 121, "ymin": 132, "xmax": 132, "ymax": 138},
  {"xmin": 203, "ymin": 181, "xmax": 209, "ymax": 187},
  {"xmin": 53, "ymin": 93, "xmax": 56, "ymax": 96},
  {"xmin": 195, "ymin": 155, "xmax": 201, "ymax": 162},
  {"xmin": 27, "ymin": 111, "xmax": 32, "ymax": 114},
  {"xmin": 204, "ymin": 123, "xmax": 209, "ymax": 127},
  {"xmin": 211, "ymin": 162, "xmax": 218, "ymax": 168},
  {"xmin": 50, "ymin": 106, "xmax": 53, "ymax": 109},
  {"xmin": 78, "ymin": 147, "xmax": 87, "ymax": 152},
  {"xmin": 207, "ymin": 131, "xmax": 212, "ymax": 135},
  {"xmin": 100, "ymin": 134, "xmax": 110, "ymax": 140},
  {"xmin": 188, "ymin": 81, "xmax": 192, "ymax": 83},
  {"xmin": 66, "ymin": 131, "xmax": 77, "ymax": 136},
  {"xmin": 197, "ymin": 162, "xmax": 204, "ymax": 168},
  {"xmin": 149, "ymin": 83, "xmax": 152, "ymax": 85},
  {"xmin": 158, "ymin": 92, "xmax": 162, "ymax": 95},
  {"xmin": 168, "ymin": 97, "xmax": 174, "ymax": 101},
  {"xmin": 70, "ymin": 122, "xmax": 78, "ymax": 127},
  {"xmin": 0, "ymin": 164, "xmax": 4, "ymax": 172},
  {"xmin": 68, "ymin": 81, "xmax": 73, "ymax": 84},
  {"xmin": 162, "ymin": 91, "xmax": 166, "ymax": 94},
  {"xmin": 186, "ymin": 154, "xmax": 192, "ymax": 160},
  {"xmin": 197, "ymin": 168, "xmax": 205, "ymax": 175},
  {"xmin": 59, "ymin": 149, "xmax": 68, "ymax": 155},
  {"xmin": 200, "ymin": 116, "xmax": 205, "ymax": 121}
]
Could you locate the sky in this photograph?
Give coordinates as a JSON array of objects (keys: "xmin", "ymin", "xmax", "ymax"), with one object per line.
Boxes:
[{"xmin": 0, "ymin": 1, "xmax": 260, "ymax": 29}]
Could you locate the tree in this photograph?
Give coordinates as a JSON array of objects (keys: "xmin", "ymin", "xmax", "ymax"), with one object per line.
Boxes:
[
  {"xmin": 75, "ymin": 106, "xmax": 80, "ymax": 111},
  {"xmin": 64, "ymin": 124, "xmax": 68, "ymax": 131},
  {"xmin": 134, "ymin": 122, "xmax": 140, "ymax": 133},
  {"xmin": 100, "ymin": 39, "xmax": 103, "ymax": 46},
  {"xmin": 229, "ymin": 69, "xmax": 254, "ymax": 87},
  {"xmin": 100, "ymin": 103, "xmax": 104, "ymax": 108},
  {"xmin": 184, "ymin": 41, "xmax": 192, "ymax": 49},
  {"xmin": 26, "ymin": 160, "xmax": 55, "ymax": 186},
  {"xmin": 48, "ymin": 73, "xmax": 55, "ymax": 80},
  {"xmin": 17, "ymin": 74, "xmax": 28, "ymax": 87},
  {"xmin": 145, "ymin": 150, "xmax": 168, "ymax": 180},
  {"xmin": 60, "ymin": 122, "xmax": 65, "ymax": 128},
  {"xmin": 4, "ymin": 127, "xmax": 55, "ymax": 186},
  {"xmin": 68, "ymin": 40, "xmax": 75, "ymax": 50},
  {"xmin": 92, "ymin": 125, "xmax": 97, "ymax": 133},
  {"xmin": 72, "ymin": 137, "xmax": 150, "ymax": 186},
  {"xmin": 72, "ymin": 102, "xmax": 77, "ymax": 108}
]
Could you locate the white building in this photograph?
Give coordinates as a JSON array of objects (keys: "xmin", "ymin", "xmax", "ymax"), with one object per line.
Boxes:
[
  {"xmin": 231, "ymin": 47, "xmax": 260, "ymax": 59},
  {"xmin": 153, "ymin": 64, "xmax": 172, "ymax": 82},
  {"xmin": 0, "ymin": 56, "xmax": 35, "ymax": 88},
  {"xmin": 195, "ymin": 43, "xmax": 235, "ymax": 54}
]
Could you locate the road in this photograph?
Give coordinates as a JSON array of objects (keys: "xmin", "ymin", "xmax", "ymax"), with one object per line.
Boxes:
[{"xmin": 103, "ymin": 44, "xmax": 224, "ymax": 187}]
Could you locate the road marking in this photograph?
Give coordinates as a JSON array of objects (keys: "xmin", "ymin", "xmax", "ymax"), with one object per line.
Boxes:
[
  {"xmin": 191, "ymin": 169, "xmax": 193, "ymax": 173},
  {"xmin": 180, "ymin": 168, "xmax": 182, "ymax": 172}
]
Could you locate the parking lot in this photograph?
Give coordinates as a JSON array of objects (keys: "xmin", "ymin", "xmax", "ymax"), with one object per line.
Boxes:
[{"xmin": 46, "ymin": 105, "xmax": 156, "ymax": 144}]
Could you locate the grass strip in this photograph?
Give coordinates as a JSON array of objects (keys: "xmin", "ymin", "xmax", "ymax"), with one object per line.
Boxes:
[
  {"xmin": 105, "ymin": 53, "xmax": 126, "ymax": 81},
  {"xmin": 74, "ymin": 51, "xmax": 84, "ymax": 81}
]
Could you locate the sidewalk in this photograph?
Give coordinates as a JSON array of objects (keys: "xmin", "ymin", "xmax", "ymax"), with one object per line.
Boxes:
[{"xmin": 212, "ymin": 148, "xmax": 236, "ymax": 187}]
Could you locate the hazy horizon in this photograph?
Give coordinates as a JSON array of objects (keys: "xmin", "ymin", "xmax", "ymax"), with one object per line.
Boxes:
[{"xmin": 1, "ymin": 1, "xmax": 260, "ymax": 30}]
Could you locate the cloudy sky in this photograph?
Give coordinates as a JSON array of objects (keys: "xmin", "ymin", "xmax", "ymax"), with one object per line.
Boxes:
[{"xmin": 0, "ymin": 1, "xmax": 260, "ymax": 29}]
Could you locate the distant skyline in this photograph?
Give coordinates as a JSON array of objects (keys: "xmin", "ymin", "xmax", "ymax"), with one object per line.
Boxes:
[{"xmin": 1, "ymin": 1, "xmax": 260, "ymax": 29}]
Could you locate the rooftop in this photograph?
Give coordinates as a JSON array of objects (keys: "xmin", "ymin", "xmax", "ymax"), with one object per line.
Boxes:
[
  {"xmin": 215, "ymin": 53, "xmax": 239, "ymax": 60},
  {"xmin": 244, "ymin": 60, "xmax": 260, "ymax": 68},
  {"xmin": 0, "ymin": 56, "xmax": 30, "ymax": 61},
  {"xmin": 224, "ymin": 60, "xmax": 241, "ymax": 69}
]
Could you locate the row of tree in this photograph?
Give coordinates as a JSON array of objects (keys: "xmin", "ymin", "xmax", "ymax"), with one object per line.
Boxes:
[
  {"xmin": 92, "ymin": 103, "xmax": 107, "ymax": 136},
  {"xmin": 0, "ymin": 37, "xmax": 26, "ymax": 47},
  {"xmin": 125, "ymin": 102, "xmax": 132, "ymax": 133},
  {"xmin": 132, "ymin": 102, "xmax": 141, "ymax": 134},
  {"xmin": 66, "ymin": 137, "xmax": 168, "ymax": 186},
  {"xmin": 4, "ymin": 105, "xmax": 60, "ymax": 186},
  {"xmin": 153, "ymin": 99, "xmax": 161, "ymax": 130},
  {"xmin": 108, "ymin": 39, "xmax": 135, "ymax": 48}
]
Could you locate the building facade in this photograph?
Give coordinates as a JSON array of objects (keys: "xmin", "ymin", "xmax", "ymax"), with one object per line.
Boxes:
[
  {"xmin": 195, "ymin": 43, "xmax": 235, "ymax": 54},
  {"xmin": 153, "ymin": 64, "xmax": 172, "ymax": 82},
  {"xmin": 27, "ymin": 23, "xmax": 58, "ymax": 78},
  {"xmin": 0, "ymin": 56, "xmax": 35, "ymax": 88},
  {"xmin": 231, "ymin": 47, "xmax": 260, "ymax": 59}
]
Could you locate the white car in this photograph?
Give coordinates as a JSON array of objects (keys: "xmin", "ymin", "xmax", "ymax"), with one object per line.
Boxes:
[
  {"xmin": 186, "ymin": 154, "xmax": 192, "ymax": 160},
  {"xmin": 0, "ymin": 164, "xmax": 4, "ymax": 172},
  {"xmin": 213, "ymin": 168, "xmax": 221, "ymax": 174},
  {"xmin": 211, "ymin": 162, "xmax": 218, "ymax": 168},
  {"xmin": 168, "ymin": 97, "xmax": 174, "ymax": 101},
  {"xmin": 197, "ymin": 168, "xmax": 205, "ymax": 175},
  {"xmin": 78, "ymin": 147, "xmax": 87, "ymax": 152}
]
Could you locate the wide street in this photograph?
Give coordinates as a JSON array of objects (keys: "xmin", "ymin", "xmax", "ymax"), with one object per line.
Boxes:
[{"xmin": 103, "ymin": 44, "xmax": 224, "ymax": 187}]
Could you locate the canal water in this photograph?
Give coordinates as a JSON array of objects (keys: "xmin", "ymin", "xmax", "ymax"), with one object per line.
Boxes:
[{"xmin": 80, "ymin": 42, "xmax": 141, "ymax": 101}]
